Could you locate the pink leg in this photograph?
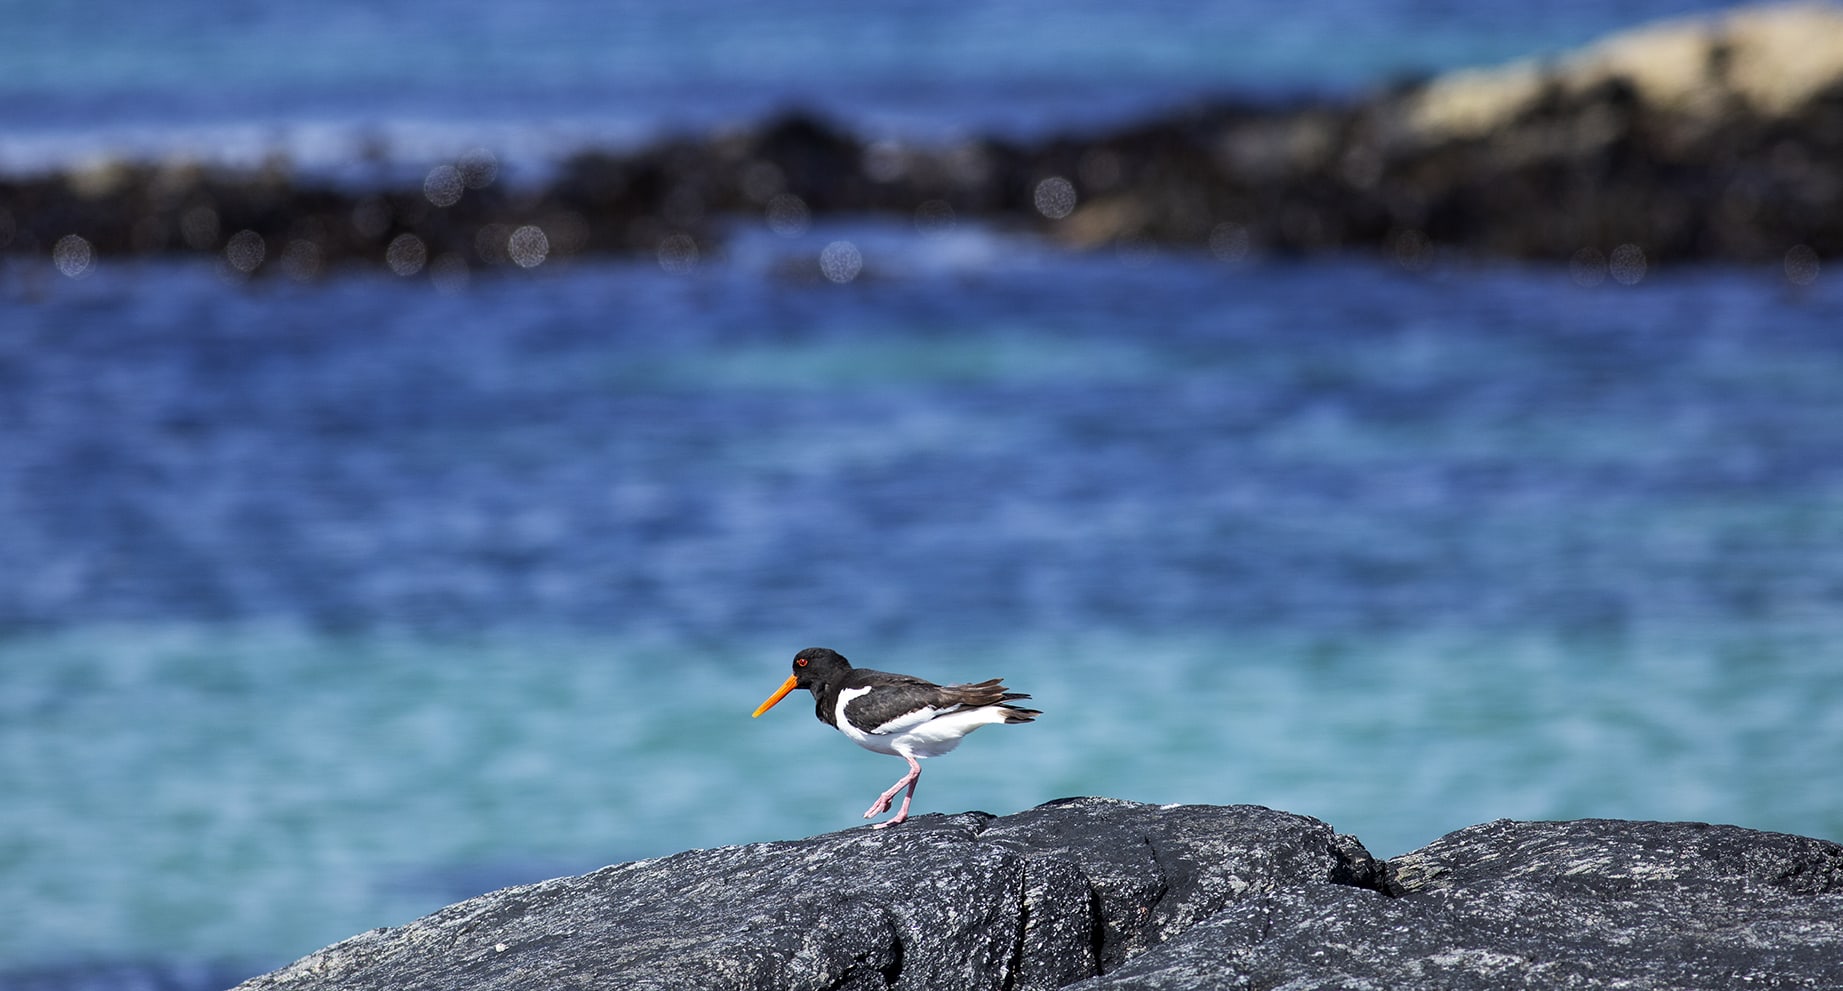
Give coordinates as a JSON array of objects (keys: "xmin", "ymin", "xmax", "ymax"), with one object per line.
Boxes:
[
  {"xmin": 863, "ymin": 753, "xmax": 922, "ymax": 824},
  {"xmin": 872, "ymin": 771, "xmax": 921, "ymax": 830}
]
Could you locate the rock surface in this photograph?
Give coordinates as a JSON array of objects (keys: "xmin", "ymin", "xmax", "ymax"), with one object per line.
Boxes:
[
  {"xmin": 233, "ymin": 799, "xmax": 1381, "ymax": 991},
  {"xmin": 234, "ymin": 800, "xmax": 1843, "ymax": 991},
  {"xmin": 1404, "ymin": 2, "xmax": 1843, "ymax": 137},
  {"xmin": 1087, "ymin": 817, "xmax": 1843, "ymax": 989}
]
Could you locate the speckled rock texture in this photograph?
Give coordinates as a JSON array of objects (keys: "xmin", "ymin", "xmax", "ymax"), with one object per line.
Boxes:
[
  {"xmin": 232, "ymin": 799, "xmax": 1383, "ymax": 991},
  {"xmin": 1083, "ymin": 817, "xmax": 1843, "ymax": 990},
  {"xmin": 235, "ymin": 802, "xmax": 1843, "ymax": 991}
]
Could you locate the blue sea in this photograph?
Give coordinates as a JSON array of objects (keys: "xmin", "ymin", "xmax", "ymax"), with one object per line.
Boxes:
[{"xmin": 4, "ymin": 0, "xmax": 1841, "ymax": 986}]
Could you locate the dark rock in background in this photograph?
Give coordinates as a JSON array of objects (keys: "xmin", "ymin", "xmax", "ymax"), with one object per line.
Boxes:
[
  {"xmin": 5, "ymin": 3, "xmax": 1842, "ymax": 274},
  {"xmin": 231, "ymin": 800, "xmax": 1843, "ymax": 991}
]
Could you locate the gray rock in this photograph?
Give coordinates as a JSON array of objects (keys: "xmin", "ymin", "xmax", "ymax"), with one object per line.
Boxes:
[
  {"xmin": 1078, "ymin": 817, "xmax": 1843, "ymax": 990},
  {"xmin": 235, "ymin": 806, "xmax": 1843, "ymax": 991},
  {"xmin": 234, "ymin": 798, "xmax": 1383, "ymax": 991}
]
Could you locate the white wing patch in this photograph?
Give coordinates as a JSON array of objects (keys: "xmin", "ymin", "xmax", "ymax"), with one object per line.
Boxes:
[
  {"xmin": 869, "ymin": 704, "xmax": 949, "ymax": 736},
  {"xmin": 834, "ymin": 686, "xmax": 908, "ymax": 755}
]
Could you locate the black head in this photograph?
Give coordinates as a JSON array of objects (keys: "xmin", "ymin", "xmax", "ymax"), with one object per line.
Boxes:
[
  {"xmin": 751, "ymin": 647, "xmax": 854, "ymax": 718},
  {"xmin": 791, "ymin": 646, "xmax": 852, "ymax": 688}
]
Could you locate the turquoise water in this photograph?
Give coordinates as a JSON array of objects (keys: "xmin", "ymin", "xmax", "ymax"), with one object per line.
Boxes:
[
  {"xmin": 5, "ymin": 623, "xmax": 1839, "ymax": 971},
  {"xmin": 3, "ymin": 239, "xmax": 1841, "ymax": 978}
]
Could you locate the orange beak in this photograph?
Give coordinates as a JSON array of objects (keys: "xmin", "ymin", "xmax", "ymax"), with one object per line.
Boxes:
[{"xmin": 751, "ymin": 674, "xmax": 800, "ymax": 718}]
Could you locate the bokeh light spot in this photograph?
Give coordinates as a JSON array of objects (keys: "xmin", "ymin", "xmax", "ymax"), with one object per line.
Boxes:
[
  {"xmin": 475, "ymin": 223, "xmax": 512, "ymax": 265},
  {"xmin": 819, "ymin": 240, "xmax": 863, "ymax": 284},
  {"xmin": 52, "ymin": 234, "xmax": 93, "ymax": 278},
  {"xmin": 540, "ymin": 213, "xmax": 589, "ymax": 255},
  {"xmin": 430, "ymin": 254, "xmax": 470, "ymax": 294},
  {"xmin": 351, "ymin": 198, "xmax": 392, "ymax": 240},
  {"xmin": 1570, "ymin": 247, "xmax": 1607, "ymax": 287},
  {"xmin": 457, "ymin": 148, "xmax": 498, "ymax": 189},
  {"xmin": 1209, "ymin": 222, "xmax": 1250, "ymax": 262},
  {"xmin": 662, "ymin": 188, "xmax": 704, "ymax": 227},
  {"xmin": 1609, "ymin": 243, "xmax": 1647, "ymax": 285},
  {"xmin": 1784, "ymin": 244, "xmax": 1820, "ymax": 286},
  {"xmin": 1390, "ymin": 228, "xmax": 1431, "ymax": 271},
  {"xmin": 741, "ymin": 161, "xmax": 785, "ymax": 203},
  {"xmin": 863, "ymin": 140, "xmax": 907, "ymax": 183},
  {"xmin": 914, "ymin": 200, "xmax": 956, "ymax": 238},
  {"xmin": 1079, "ymin": 149, "xmax": 1123, "ymax": 191},
  {"xmin": 386, "ymin": 233, "xmax": 427, "ymax": 276},
  {"xmin": 508, "ymin": 225, "xmax": 550, "ymax": 269},
  {"xmin": 225, "ymin": 230, "xmax": 266, "ymax": 273},
  {"xmin": 423, "ymin": 165, "xmax": 464, "ymax": 208},
  {"xmin": 1115, "ymin": 233, "xmax": 1156, "ymax": 269},
  {"xmin": 180, "ymin": 206, "xmax": 219, "ymax": 251},
  {"xmin": 947, "ymin": 143, "xmax": 992, "ymax": 186},
  {"xmin": 766, "ymin": 194, "xmax": 812, "ymax": 238},
  {"xmin": 281, "ymin": 239, "xmax": 322, "ymax": 282},
  {"xmin": 1033, "ymin": 177, "xmax": 1077, "ymax": 220},
  {"xmin": 656, "ymin": 233, "xmax": 699, "ymax": 274}
]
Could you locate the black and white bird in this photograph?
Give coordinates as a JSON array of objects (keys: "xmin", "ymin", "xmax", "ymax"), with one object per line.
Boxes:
[{"xmin": 751, "ymin": 646, "xmax": 1041, "ymax": 828}]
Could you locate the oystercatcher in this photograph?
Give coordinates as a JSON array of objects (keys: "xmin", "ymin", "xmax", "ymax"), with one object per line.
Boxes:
[{"xmin": 751, "ymin": 647, "xmax": 1041, "ymax": 828}]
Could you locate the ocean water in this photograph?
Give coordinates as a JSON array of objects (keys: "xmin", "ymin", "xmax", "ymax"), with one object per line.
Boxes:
[
  {"xmin": 4, "ymin": 232, "xmax": 1842, "ymax": 981},
  {"xmin": 4, "ymin": 0, "xmax": 1842, "ymax": 986}
]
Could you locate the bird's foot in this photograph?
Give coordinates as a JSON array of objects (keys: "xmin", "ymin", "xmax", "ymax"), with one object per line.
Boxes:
[
  {"xmin": 870, "ymin": 810, "xmax": 909, "ymax": 830},
  {"xmin": 862, "ymin": 796, "xmax": 893, "ymax": 819}
]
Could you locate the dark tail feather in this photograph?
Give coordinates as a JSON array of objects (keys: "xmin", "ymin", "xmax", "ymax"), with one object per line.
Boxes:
[
  {"xmin": 946, "ymin": 678, "xmax": 1040, "ymax": 722},
  {"xmin": 999, "ymin": 703, "xmax": 1041, "ymax": 723}
]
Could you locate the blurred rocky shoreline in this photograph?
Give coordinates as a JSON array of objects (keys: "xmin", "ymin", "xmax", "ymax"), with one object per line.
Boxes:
[{"xmin": 4, "ymin": 2, "xmax": 1840, "ymax": 278}]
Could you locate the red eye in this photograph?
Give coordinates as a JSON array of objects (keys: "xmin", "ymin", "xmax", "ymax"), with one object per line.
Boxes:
[{"xmin": 796, "ymin": 657, "xmax": 808, "ymax": 667}]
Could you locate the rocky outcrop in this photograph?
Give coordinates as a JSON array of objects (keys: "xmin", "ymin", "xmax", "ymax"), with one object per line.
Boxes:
[
  {"xmin": 1050, "ymin": 1, "xmax": 1843, "ymax": 263},
  {"xmin": 232, "ymin": 800, "xmax": 1384, "ymax": 991},
  {"xmin": 1086, "ymin": 816, "xmax": 1843, "ymax": 989},
  {"xmin": 6, "ymin": 2, "xmax": 1843, "ymax": 273},
  {"xmin": 234, "ymin": 799, "xmax": 1843, "ymax": 991},
  {"xmin": 1404, "ymin": 2, "xmax": 1843, "ymax": 139}
]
